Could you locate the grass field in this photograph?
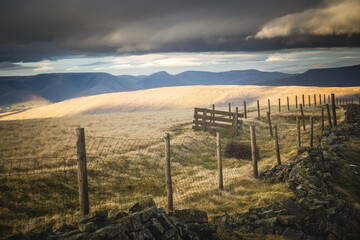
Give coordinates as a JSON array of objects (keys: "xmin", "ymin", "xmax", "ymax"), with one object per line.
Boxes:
[
  {"xmin": 0, "ymin": 85, "xmax": 358, "ymax": 120},
  {"xmin": 0, "ymin": 93, "xmax": 347, "ymax": 238}
]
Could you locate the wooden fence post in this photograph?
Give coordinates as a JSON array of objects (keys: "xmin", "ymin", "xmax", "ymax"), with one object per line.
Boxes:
[
  {"xmin": 324, "ymin": 94, "xmax": 326, "ymax": 104},
  {"xmin": 212, "ymin": 104, "xmax": 215, "ymax": 123},
  {"xmin": 296, "ymin": 117, "xmax": 301, "ymax": 148},
  {"xmin": 319, "ymin": 94, "xmax": 322, "ymax": 105},
  {"xmin": 295, "ymin": 95, "xmax": 298, "ymax": 108},
  {"xmin": 267, "ymin": 112, "xmax": 273, "ymax": 138},
  {"xmin": 287, "ymin": 96, "xmax": 290, "ymax": 111},
  {"xmin": 331, "ymin": 93, "xmax": 337, "ymax": 127},
  {"xmin": 194, "ymin": 109, "xmax": 199, "ymax": 128},
  {"xmin": 244, "ymin": 101, "xmax": 247, "ymax": 119},
  {"xmin": 228, "ymin": 103, "xmax": 231, "ymax": 119},
  {"xmin": 217, "ymin": 132, "xmax": 223, "ymax": 190},
  {"xmin": 321, "ymin": 108, "xmax": 325, "ymax": 132},
  {"xmin": 308, "ymin": 95, "xmax": 311, "ymax": 107},
  {"xmin": 300, "ymin": 104, "xmax": 305, "ymax": 131},
  {"xmin": 257, "ymin": 100, "xmax": 260, "ymax": 118},
  {"xmin": 268, "ymin": 99, "xmax": 271, "ymax": 114},
  {"xmin": 274, "ymin": 125, "xmax": 281, "ymax": 165},
  {"xmin": 328, "ymin": 95, "xmax": 330, "ymax": 104},
  {"xmin": 326, "ymin": 104, "xmax": 332, "ymax": 129},
  {"xmin": 310, "ymin": 117, "xmax": 314, "ymax": 147},
  {"xmin": 314, "ymin": 94, "xmax": 316, "ymax": 105},
  {"xmin": 164, "ymin": 133, "xmax": 173, "ymax": 211},
  {"xmin": 250, "ymin": 125, "xmax": 258, "ymax": 178},
  {"xmin": 234, "ymin": 108, "xmax": 239, "ymax": 136},
  {"xmin": 302, "ymin": 94, "xmax": 305, "ymax": 107},
  {"xmin": 278, "ymin": 98, "xmax": 281, "ymax": 112},
  {"xmin": 76, "ymin": 128, "xmax": 89, "ymax": 216}
]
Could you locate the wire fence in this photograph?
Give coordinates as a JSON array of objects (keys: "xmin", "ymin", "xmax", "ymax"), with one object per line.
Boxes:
[{"xmin": 1, "ymin": 131, "xmax": 235, "ymax": 238}]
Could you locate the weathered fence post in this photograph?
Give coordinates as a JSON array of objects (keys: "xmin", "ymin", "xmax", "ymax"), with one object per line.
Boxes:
[
  {"xmin": 250, "ymin": 125, "xmax": 258, "ymax": 178},
  {"xmin": 326, "ymin": 104, "xmax": 332, "ymax": 129},
  {"xmin": 164, "ymin": 132, "xmax": 173, "ymax": 211},
  {"xmin": 76, "ymin": 128, "xmax": 89, "ymax": 216},
  {"xmin": 257, "ymin": 100, "xmax": 260, "ymax": 118},
  {"xmin": 268, "ymin": 99, "xmax": 271, "ymax": 114},
  {"xmin": 267, "ymin": 111, "xmax": 273, "ymax": 137},
  {"xmin": 287, "ymin": 96, "xmax": 290, "ymax": 111},
  {"xmin": 328, "ymin": 95, "xmax": 330, "ymax": 104},
  {"xmin": 310, "ymin": 117, "xmax": 314, "ymax": 147},
  {"xmin": 274, "ymin": 125, "xmax": 281, "ymax": 165},
  {"xmin": 308, "ymin": 95, "xmax": 311, "ymax": 107},
  {"xmin": 295, "ymin": 95, "xmax": 298, "ymax": 108},
  {"xmin": 321, "ymin": 108, "xmax": 325, "ymax": 132},
  {"xmin": 324, "ymin": 94, "xmax": 326, "ymax": 104},
  {"xmin": 314, "ymin": 94, "xmax": 316, "ymax": 105},
  {"xmin": 302, "ymin": 94, "xmax": 305, "ymax": 107},
  {"xmin": 217, "ymin": 132, "xmax": 223, "ymax": 190},
  {"xmin": 319, "ymin": 94, "xmax": 322, "ymax": 105},
  {"xmin": 244, "ymin": 101, "xmax": 247, "ymax": 119},
  {"xmin": 278, "ymin": 98, "xmax": 281, "ymax": 112},
  {"xmin": 300, "ymin": 104, "xmax": 305, "ymax": 131},
  {"xmin": 194, "ymin": 109, "xmax": 199, "ymax": 128},
  {"xmin": 228, "ymin": 103, "xmax": 231, "ymax": 119},
  {"xmin": 296, "ymin": 117, "xmax": 301, "ymax": 148},
  {"xmin": 212, "ymin": 104, "xmax": 215, "ymax": 123},
  {"xmin": 331, "ymin": 93, "xmax": 337, "ymax": 127},
  {"xmin": 234, "ymin": 108, "xmax": 239, "ymax": 136}
]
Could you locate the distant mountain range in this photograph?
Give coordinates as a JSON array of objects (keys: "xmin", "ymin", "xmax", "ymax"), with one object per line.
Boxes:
[{"xmin": 0, "ymin": 64, "xmax": 359, "ymax": 105}]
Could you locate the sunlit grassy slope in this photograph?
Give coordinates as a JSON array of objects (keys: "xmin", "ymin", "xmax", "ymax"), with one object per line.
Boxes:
[{"xmin": 1, "ymin": 85, "xmax": 359, "ymax": 120}]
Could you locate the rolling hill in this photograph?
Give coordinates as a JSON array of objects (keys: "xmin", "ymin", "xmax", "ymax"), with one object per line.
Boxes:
[
  {"xmin": 1, "ymin": 64, "xmax": 359, "ymax": 107},
  {"xmin": 0, "ymin": 70, "xmax": 291, "ymax": 105},
  {"xmin": 1, "ymin": 85, "xmax": 359, "ymax": 120},
  {"xmin": 261, "ymin": 64, "xmax": 360, "ymax": 87}
]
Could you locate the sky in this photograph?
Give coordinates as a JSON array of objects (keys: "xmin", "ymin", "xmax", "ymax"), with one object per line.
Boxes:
[{"xmin": 0, "ymin": 0, "xmax": 360, "ymax": 76}]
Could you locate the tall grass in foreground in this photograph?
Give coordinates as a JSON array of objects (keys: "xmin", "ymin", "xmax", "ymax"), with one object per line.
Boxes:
[{"xmin": 0, "ymin": 105, "xmax": 345, "ymax": 238}]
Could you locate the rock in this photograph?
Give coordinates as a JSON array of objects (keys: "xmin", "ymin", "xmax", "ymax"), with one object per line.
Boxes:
[
  {"xmin": 54, "ymin": 223, "xmax": 75, "ymax": 234},
  {"xmin": 146, "ymin": 218, "xmax": 165, "ymax": 236},
  {"xmin": 79, "ymin": 211, "xmax": 107, "ymax": 224},
  {"xmin": 212, "ymin": 213, "xmax": 231, "ymax": 231},
  {"xmin": 79, "ymin": 222, "xmax": 98, "ymax": 232},
  {"xmin": 93, "ymin": 224, "xmax": 129, "ymax": 240},
  {"xmin": 107, "ymin": 209, "xmax": 127, "ymax": 220},
  {"xmin": 63, "ymin": 232, "xmax": 91, "ymax": 240},
  {"xmin": 173, "ymin": 209, "xmax": 208, "ymax": 223},
  {"xmin": 129, "ymin": 199, "xmax": 156, "ymax": 213},
  {"xmin": 277, "ymin": 215, "xmax": 297, "ymax": 225}
]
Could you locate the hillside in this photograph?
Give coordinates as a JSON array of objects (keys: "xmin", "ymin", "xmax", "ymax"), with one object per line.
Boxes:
[
  {"xmin": 1, "ymin": 85, "xmax": 359, "ymax": 120},
  {"xmin": 0, "ymin": 72, "xmax": 143, "ymax": 104},
  {"xmin": 261, "ymin": 64, "xmax": 360, "ymax": 87},
  {"xmin": 137, "ymin": 69, "xmax": 291, "ymax": 89}
]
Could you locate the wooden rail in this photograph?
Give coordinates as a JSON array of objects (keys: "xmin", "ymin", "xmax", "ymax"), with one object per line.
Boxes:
[{"xmin": 193, "ymin": 107, "xmax": 244, "ymax": 135}]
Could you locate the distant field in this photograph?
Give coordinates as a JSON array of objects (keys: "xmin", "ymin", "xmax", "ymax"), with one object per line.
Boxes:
[{"xmin": 0, "ymin": 85, "xmax": 359, "ymax": 120}]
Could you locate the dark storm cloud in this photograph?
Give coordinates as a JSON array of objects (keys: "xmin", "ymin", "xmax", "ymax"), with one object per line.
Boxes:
[
  {"xmin": 0, "ymin": 0, "xmax": 359, "ymax": 63},
  {"xmin": 0, "ymin": 62, "xmax": 34, "ymax": 70}
]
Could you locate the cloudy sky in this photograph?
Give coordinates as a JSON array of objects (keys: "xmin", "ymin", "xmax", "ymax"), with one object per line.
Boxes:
[{"xmin": 0, "ymin": 0, "xmax": 359, "ymax": 76}]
